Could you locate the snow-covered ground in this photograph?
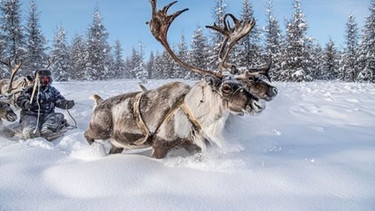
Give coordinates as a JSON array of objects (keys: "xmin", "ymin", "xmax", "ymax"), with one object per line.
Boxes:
[{"xmin": 0, "ymin": 79, "xmax": 374, "ymax": 210}]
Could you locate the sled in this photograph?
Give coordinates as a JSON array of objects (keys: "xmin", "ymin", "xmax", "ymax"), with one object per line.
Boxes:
[{"xmin": 7, "ymin": 121, "xmax": 70, "ymax": 141}]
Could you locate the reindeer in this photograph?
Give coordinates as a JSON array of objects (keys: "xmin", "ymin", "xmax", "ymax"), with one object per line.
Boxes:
[
  {"xmin": 0, "ymin": 59, "xmax": 32, "ymax": 106},
  {"xmin": 0, "ymin": 100, "xmax": 17, "ymax": 137},
  {"xmin": 84, "ymin": 0, "xmax": 265, "ymax": 159},
  {"xmin": 0, "ymin": 101, "xmax": 17, "ymax": 123},
  {"xmin": 0, "ymin": 58, "xmax": 34, "ymax": 138}
]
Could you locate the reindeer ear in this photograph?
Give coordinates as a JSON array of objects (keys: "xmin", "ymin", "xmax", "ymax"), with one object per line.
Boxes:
[
  {"xmin": 204, "ymin": 75, "xmax": 221, "ymax": 88},
  {"xmin": 230, "ymin": 65, "xmax": 239, "ymax": 75},
  {"xmin": 261, "ymin": 69, "xmax": 271, "ymax": 82},
  {"xmin": 26, "ymin": 75, "xmax": 33, "ymax": 82}
]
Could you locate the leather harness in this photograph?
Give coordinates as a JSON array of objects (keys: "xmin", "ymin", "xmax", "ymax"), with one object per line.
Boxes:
[{"xmin": 132, "ymin": 91, "xmax": 201, "ymax": 145}]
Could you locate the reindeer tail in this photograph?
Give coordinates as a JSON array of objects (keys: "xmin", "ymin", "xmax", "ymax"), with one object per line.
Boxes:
[
  {"xmin": 90, "ymin": 94, "xmax": 103, "ymax": 107},
  {"xmin": 138, "ymin": 83, "xmax": 148, "ymax": 92}
]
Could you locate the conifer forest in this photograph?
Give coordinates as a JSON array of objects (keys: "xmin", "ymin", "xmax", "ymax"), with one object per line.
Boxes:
[{"xmin": 1, "ymin": 0, "xmax": 375, "ymax": 83}]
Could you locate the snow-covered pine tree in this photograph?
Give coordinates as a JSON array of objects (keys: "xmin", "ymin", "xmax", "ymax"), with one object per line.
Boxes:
[
  {"xmin": 125, "ymin": 46, "xmax": 147, "ymax": 81},
  {"xmin": 282, "ymin": 0, "xmax": 312, "ymax": 82},
  {"xmin": 151, "ymin": 50, "xmax": 175, "ymax": 79},
  {"xmin": 264, "ymin": 0, "xmax": 283, "ymax": 81},
  {"xmin": 145, "ymin": 51, "xmax": 155, "ymax": 79},
  {"xmin": 340, "ymin": 14, "xmax": 359, "ymax": 82},
  {"xmin": 150, "ymin": 52, "xmax": 163, "ymax": 79},
  {"xmin": 70, "ymin": 34, "xmax": 87, "ymax": 80},
  {"xmin": 236, "ymin": 0, "xmax": 264, "ymax": 69},
  {"xmin": 303, "ymin": 37, "xmax": 319, "ymax": 81},
  {"xmin": 135, "ymin": 43, "xmax": 147, "ymax": 83},
  {"xmin": 50, "ymin": 25, "xmax": 70, "ymax": 81},
  {"xmin": 86, "ymin": 7, "xmax": 111, "ymax": 80},
  {"xmin": 190, "ymin": 26, "xmax": 209, "ymax": 79},
  {"xmin": 321, "ymin": 38, "xmax": 339, "ymax": 80},
  {"xmin": 357, "ymin": 0, "xmax": 375, "ymax": 82},
  {"xmin": 0, "ymin": 2, "xmax": 9, "ymax": 78},
  {"xmin": 309, "ymin": 42, "xmax": 323, "ymax": 80},
  {"xmin": 113, "ymin": 39, "xmax": 126, "ymax": 79},
  {"xmin": 125, "ymin": 47, "xmax": 141, "ymax": 79},
  {"xmin": 161, "ymin": 50, "xmax": 175, "ymax": 79},
  {"xmin": 175, "ymin": 33, "xmax": 189, "ymax": 79},
  {"xmin": 24, "ymin": 0, "xmax": 47, "ymax": 75},
  {"xmin": 0, "ymin": 0, "xmax": 25, "ymax": 77},
  {"xmin": 0, "ymin": 7, "xmax": 5, "ymax": 61},
  {"xmin": 207, "ymin": 0, "xmax": 227, "ymax": 70}
]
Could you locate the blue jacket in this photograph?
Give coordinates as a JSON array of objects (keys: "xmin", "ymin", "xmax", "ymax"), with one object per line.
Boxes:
[{"xmin": 16, "ymin": 85, "xmax": 66, "ymax": 116}]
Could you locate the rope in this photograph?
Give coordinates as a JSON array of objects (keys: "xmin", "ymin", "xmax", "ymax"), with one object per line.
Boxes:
[
  {"xmin": 32, "ymin": 81, "xmax": 41, "ymax": 134},
  {"xmin": 65, "ymin": 107, "xmax": 77, "ymax": 129},
  {"xmin": 75, "ymin": 102, "xmax": 93, "ymax": 108}
]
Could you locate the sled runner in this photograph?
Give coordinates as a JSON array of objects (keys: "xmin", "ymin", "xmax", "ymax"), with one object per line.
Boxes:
[{"xmin": 8, "ymin": 120, "xmax": 71, "ymax": 141}]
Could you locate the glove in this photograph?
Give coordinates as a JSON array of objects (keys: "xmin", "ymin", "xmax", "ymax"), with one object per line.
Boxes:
[
  {"xmin": 23, "ymin": 101, "xmax": 33, "ymax": 110},
  {"xmin": 60, "ymin": 100, "xmax": 75, "ymax": 109}
]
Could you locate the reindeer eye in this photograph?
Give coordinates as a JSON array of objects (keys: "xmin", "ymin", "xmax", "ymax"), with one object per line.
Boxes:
[{"xmin": 222, "ymin": 84, "xmax": 233, "ymax": 94}]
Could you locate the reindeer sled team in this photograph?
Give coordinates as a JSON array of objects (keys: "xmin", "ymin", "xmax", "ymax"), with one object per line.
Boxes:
[{"xmin": 0, "ymin": 0, "xmax": 277, "ymax": 159}]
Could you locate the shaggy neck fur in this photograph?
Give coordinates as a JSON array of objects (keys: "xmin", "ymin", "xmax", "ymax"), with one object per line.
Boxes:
[{"xmin": 183, "ymin": 80, "xmax": 229, "ymax": 148}]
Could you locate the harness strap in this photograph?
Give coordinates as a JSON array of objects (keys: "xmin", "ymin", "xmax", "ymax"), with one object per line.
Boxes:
[
  {"xmin": 132, "ymin": 92, "xmax": 151, "ymax": 145},
  {"xmin": 154, "ymin": 94, "xmax": 186, "ymax": 134},
  {"xmin": 180, "ymin": 103, "xmax": 202, "ymax": 131},
  {"xmin": 132, "ymin": 92, "xmax": 202, "ymax": 146}
]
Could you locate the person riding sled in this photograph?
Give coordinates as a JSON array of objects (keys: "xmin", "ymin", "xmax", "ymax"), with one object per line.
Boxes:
[{"xmin": 16, "ymin": 69, "xmax": 75, "ymax": 140}]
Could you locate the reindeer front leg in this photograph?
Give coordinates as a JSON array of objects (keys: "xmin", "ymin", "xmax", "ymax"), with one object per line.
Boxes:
[
  {"xmin": 181, "ymin": 139, "xmax": 202, "ymax": 155},
  {"xmin": 151, "ymin": 136, "xmax": 171, "ymax": 159},
  {"xmin": 151, "ymin": 136, "xmax": 186, "ymax": 159}
]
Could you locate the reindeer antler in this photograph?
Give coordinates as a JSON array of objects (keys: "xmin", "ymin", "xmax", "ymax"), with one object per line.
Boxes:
[
  {"xmin": 206, "ymin": 14, "xmax": 255, "ymax": 72},
  {"xmin": 0, "ymin": 58, "xmax": 23, "ymax": 94},
  {"xmin": 148, "ymin": 0, "xmax": 221, "ymax": 78}
]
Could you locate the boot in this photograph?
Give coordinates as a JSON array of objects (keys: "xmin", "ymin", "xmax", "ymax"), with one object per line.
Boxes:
[{"xmin": 23, "ymin": 128, "xmax": 40, "ymax": 140}]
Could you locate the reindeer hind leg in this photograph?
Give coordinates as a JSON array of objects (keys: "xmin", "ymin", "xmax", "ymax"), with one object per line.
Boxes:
[{"xmin": 109, "ymin": 145, "xmax": 124, "ymax": 154}]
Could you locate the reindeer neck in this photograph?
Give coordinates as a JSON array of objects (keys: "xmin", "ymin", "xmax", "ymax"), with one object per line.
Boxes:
[{"xmin": 184, "ymin": 81, "xmax": 226, "ymax": 127}]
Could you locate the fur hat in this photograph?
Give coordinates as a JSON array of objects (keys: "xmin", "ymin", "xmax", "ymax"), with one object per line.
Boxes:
[
  {"xmin": 36, "ymin": 69, "xmax": 53, "ymax": 85},
  {"xmin": 37, "ymin": 69, "xmax": 52, "ymax": 77}
]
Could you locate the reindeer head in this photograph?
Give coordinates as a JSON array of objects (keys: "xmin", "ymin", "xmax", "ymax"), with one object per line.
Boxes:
[
  {"xmin": 0, "ymin": 100, "xmax": 17, "ymax": 122},
  {"xmin": 206, "ymin": 14, "xmax": 278, "ymax": 102},
  {"xmin": 235, "ymin": 67, "xmax": 278, "ymax": 102},
  {"xmin": 149, "ymin": 0, "xmax": 276, "ymax": 105},
  {"xmin": 205, "ymin": 75, "xmax": 264, "ymax": 115},
  {"xmin": 148, "ymin": 0, "xmax": 266, "ymax": 115}
]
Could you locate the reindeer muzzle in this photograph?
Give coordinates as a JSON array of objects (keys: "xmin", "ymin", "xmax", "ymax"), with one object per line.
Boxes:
[
  {"xmin": 246, "ymin": 100, "xmax": 266, "ymax": 115},
  {"xmin": 6, "ymin": 112, "xmax": 17, "ymax": 122}
]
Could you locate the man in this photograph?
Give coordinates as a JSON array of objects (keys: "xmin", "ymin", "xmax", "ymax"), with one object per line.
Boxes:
[{"xmin": 16, "ymin": 69, "xmax": 75, "ymax": 140}]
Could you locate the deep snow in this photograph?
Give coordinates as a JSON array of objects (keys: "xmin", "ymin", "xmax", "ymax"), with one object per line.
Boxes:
[{"xmin": 0, "ymin": 79, "xmax": 374, "ymax": 211}]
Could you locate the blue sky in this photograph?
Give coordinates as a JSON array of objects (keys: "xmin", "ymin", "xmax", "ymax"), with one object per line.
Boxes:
[{"xmin": 19, "ymin": 0, "xmax": 370, "ymax": 57}]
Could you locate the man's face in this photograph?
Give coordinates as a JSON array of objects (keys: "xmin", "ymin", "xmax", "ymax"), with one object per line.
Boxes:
[{"xmin": 40, "ymin": 75, "xmax": 50, "ymax": 86}]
